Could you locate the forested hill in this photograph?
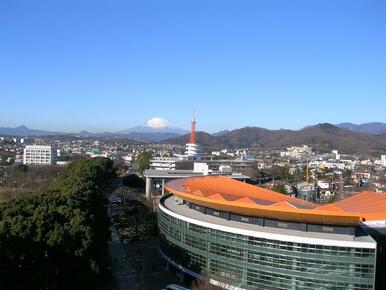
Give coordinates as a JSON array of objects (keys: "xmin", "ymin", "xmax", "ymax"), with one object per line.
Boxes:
[
  {"xmin": 0, "ymin": 157, "xmax": 116, "ymax": 290},
  {"xmin": 164, "ymin": 124, "xmax": 386, "ymax": 154}
]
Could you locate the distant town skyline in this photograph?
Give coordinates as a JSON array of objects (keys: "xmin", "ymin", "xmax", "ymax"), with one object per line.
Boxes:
[{"xmin": 1, "ymin": 0, "xmax": 385, "ymax": 132}]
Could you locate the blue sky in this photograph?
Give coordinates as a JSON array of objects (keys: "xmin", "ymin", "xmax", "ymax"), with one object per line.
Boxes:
[{"xmin": 0, "ymin": 0, "xmax": 385, "ymax": 133}]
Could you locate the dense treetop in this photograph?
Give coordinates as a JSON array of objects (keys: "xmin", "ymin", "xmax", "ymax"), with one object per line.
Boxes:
[
  {"xmin": 0, "ymin": 157, "xmax": 116, "ymax": 290},
  {"xmin": 136, "ymin": 151, "xmax": 152, "ymax": 175}
]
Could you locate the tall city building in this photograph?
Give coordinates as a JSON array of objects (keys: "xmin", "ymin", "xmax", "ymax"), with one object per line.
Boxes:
[
  {"xmin": 159, "ymin": 176, "xmax": 386, "ymax": 289},
  {"xmin": 23, "ymin": 145, "xmax": 57, "ymax": 165}
]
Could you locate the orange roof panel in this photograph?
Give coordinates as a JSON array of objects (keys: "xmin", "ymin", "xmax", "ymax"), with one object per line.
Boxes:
[
  {"xmin": 209, "ymin": 193, "xmax": 227, "ymax": 201},
  {"xmin": 271, "ymin": 201, "xmax": 297, "ymax": 209},
  {"xmin": 236, "ymin": 197, "xmax": 257, "ymax": 204},
  {"xmin": 165, "ymin": 176, "xmax": 386, "ymax": 226},
  {"xmin": 192, "ymin": 189, "xmax": 204, "ymax": 196},
  {"xmin": 315, "ymin": 204, "xmax": 344, "ymax": 212}
]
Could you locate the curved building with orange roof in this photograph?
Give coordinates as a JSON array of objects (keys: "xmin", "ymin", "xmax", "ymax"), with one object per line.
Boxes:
[{"xmin": 158, "ymin": 176, "xmax": 386, "ymax": 289}]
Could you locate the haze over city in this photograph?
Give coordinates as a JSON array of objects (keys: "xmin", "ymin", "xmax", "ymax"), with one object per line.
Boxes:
[{"xmin": 1, "ymin": 0, "xmax": 386, "ymax": 132}]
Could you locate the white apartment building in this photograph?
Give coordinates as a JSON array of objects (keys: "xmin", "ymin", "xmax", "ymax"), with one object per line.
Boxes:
[
  {"xmin": 150, "ymin": 157, "xmax": 179, "ymax": 170},
  {"xmin": 280, "ymin": 145, "xmax": 313, "ymax": 159},
  {"xmin": 23, "ymin": 145, "xmax": 57, "ymax": 165}
]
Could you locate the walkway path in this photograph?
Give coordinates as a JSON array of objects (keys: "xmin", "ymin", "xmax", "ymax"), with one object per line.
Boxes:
[
  {"xmin": 108, "ymin": 225, "xmax": 139, "ymax": 290},
  {"xmin": 108, "ymin": 177, "xmax": 139, "ymax": 290}
]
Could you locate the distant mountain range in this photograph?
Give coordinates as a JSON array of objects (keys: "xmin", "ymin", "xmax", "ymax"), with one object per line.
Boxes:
[
  {"xmin": 0, "ymin": 126, "xmax": 183, "ymax": 142},
  {"xmin": 1, "ymin": 121, "xmax": 386, "ymax": 154},
  {"xmin": 335, "ymin": 122, "xmax": 386, "ymax": 135},
  {"xmin": 0, "ymin": 125, "xmax": 64, "ymax": 136},
  {"xmin": 213, "ymin": 130, "xmax": 230, "ymax": 137},
  {"xmin": 0, "ymin": 117, "xmax": 188, "ymax": 142},
  {"xmin": 164, "ymin": 123, "xmax": 386, "ymax": 155}
]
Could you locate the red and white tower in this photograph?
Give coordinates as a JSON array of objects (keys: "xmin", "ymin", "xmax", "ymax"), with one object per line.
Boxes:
[
  {"xmin": 190, "ymin": 110, "xmax": 196, "ymax": 144},
  {"xmin": 185, "ymin": 110, "xmax": 199, "ymax": 157}
]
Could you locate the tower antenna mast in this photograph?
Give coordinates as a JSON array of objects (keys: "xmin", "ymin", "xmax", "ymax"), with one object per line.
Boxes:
[{"xmin": 190, "ymin": 109, "xmax": 196, "ymax": 144}]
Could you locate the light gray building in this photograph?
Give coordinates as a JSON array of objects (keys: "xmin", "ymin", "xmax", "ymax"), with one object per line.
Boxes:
[
  {"xmin": 143, "ymin": 164, "xmax": 250, "ymax": 200},
  {"xmin": 23, "ymin": 145, "xmax": 57, "ymax": 165}
]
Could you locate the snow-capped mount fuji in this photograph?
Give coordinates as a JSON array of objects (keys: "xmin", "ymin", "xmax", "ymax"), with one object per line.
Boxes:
[
  {"xmin": 0, "ymin": 118, "xmax": 189, "ymax": 142},
  {"xmin": 119, "ymin": 117, "xmax": 189, "ymax": 134},
  {"xmin": 145, "ymin": 117, "xmax": 172, "ymax": 129}
]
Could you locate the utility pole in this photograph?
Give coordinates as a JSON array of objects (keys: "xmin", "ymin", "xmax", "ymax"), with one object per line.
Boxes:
[{"xmin": 306, "ymin": 160, "xmax": 309, "ymax": 185}]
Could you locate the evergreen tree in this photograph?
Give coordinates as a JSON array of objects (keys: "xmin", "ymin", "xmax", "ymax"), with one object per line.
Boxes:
[{"xmin": 0, "ymin": 157, "xmax": 116, "ymax": 290}]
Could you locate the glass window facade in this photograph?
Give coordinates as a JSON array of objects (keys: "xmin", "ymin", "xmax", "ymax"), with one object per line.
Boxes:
[{"xmin": 159, "ymin": 207, "xmax": 376, "ymax": 290}]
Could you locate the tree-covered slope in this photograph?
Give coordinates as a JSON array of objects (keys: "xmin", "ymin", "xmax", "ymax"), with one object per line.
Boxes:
[{"xmin": 0, "ymin": 157, "xmax": 116, "ymax": 290}]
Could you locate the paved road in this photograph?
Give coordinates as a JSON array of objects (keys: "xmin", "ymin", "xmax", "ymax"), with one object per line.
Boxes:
[
  {"xmin": 107, "ymin": 177, "xmax": 183, "ymax": 290},
  {"xmin": 108, "ymin": 177, "xmax": 139, "ymax": 290},
  {"xmin": 108, "ymin": 225, "xmax": 139, "ymax": 290},
  {"xmin": 125, "ymin": 238, "xmax": 185, "ymax": 290}
]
